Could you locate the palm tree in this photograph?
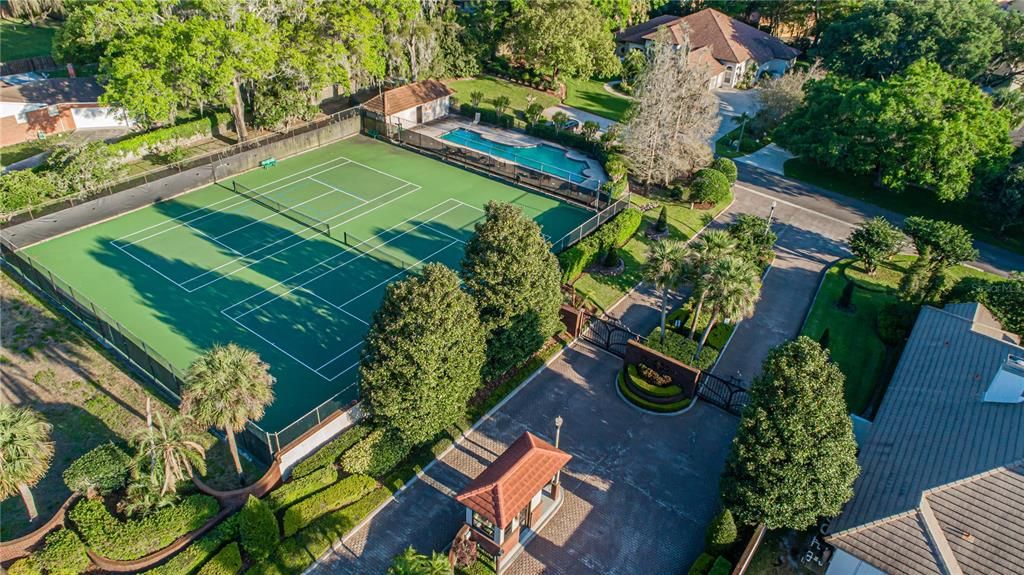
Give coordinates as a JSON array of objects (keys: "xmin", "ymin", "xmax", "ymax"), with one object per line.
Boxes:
[
  {"xmin": 694, "ymin": 256, "xmax": 762, "ymax": 362},
  {"xmin": 0, "ymin": 405, "xmax": 54, "ymax": 522},
  {"xmin": 683, "ymin": 230, "xmax": 738, "ymax": 339},
  {"xmin": 131, "ymin": 413, "xmax": 207, "ymax": 495},
  {"xmin": 643, "ymin": 240, "xmax": 686, "ymax": 343},
  {"xmin": 182, "ymin": 343, "xmax": 275, "ymax": 480}
]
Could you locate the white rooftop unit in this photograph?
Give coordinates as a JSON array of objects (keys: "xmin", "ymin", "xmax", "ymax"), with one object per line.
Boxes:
[{"xmin": 983, "ymin": 354, "xmax": 1024, "ymax": 404}]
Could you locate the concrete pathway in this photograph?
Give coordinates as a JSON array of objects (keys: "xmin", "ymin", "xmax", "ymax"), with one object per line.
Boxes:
[
  {"xmin": 541, "ymin": 105, "xmax": 617, "ymax": 132},
  {"xmin": 733, "ymin": 143, "xmax": 794, "ymax": 176},
  {"xmin": 713, "ymin": 87, "xmax": 761, "ymax": 143},
  {"xmin": 306, "ymin": 343, "xmax": 738, "ymax": 575},
  {"xmin": 601, "ymin": 81, "xmax": 634, "ymax": 101}
]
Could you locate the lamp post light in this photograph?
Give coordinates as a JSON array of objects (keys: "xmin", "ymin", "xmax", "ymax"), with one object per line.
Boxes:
[
  {"xmin": 766, "ymin": 200, "xmax": 777, "ymax": 236},
  {"xmin": 554, "ymin": 416, "xmax": 564, "ymax": 490}
]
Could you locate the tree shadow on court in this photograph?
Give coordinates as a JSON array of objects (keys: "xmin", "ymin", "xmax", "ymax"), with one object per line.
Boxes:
[{"xmin": 88, "ymin": 204, "xmax": 478, "ymax": 430}]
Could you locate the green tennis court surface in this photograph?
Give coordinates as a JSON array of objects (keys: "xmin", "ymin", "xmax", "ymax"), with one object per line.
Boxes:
[{"xmin": 23, "ymin": 135, "xmax": 590, "ymax": 434}]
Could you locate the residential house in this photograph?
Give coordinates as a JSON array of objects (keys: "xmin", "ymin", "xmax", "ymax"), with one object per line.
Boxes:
[
  {"xmin": 362, "ymin": 79, "xmax": 453, "ymax": 130},
  {"xmin": 0, "ymin": 78, "xmax": 130, "ymax": 147},
  {"xmin": 825, "ymin": 303, "xmax": 1024, "ymax": 575},
  {"xmin": 615, "ymin": 9, "xmax": 801, "ymax": 89}
]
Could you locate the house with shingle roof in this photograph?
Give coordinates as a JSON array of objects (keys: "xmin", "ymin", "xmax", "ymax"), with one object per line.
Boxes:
[
  {"xmin": 615, "ymin": 8, "xmax": 800, "ymax": 89},
  {"xmin": 0, "ymin": 77, "xmax": 130, "ymax": 147},
  {"xmin": 454, "ymin": 431, "xmax": 571, "ymax": 574},
  {"xmin": 362, "ymin": 79, "xmax": 453, "ymax": 129},
  {"xmin": 825, "ymin": 303, "xmax": 1024, "ymax": 575}
]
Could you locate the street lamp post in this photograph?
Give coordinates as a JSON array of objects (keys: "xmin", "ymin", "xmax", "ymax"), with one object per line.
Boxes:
[{"xmin": 766, "ymin": 200, "xmax": 777, "ymax": 236}]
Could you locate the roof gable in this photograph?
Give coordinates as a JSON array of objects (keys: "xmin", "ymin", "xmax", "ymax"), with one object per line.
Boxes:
[{"xmin": 455, "ymin": 432, "xmax": 571, "ymax": 529}]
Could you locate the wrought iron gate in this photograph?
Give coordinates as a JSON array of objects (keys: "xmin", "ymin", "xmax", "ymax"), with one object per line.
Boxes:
[
  {"xmin": 579, "ymin": 313, "xmax": 645, "ymax": 357},
  {"xmin": 697, "ymin": 371, "xmax": 750, "ymax": 416}
]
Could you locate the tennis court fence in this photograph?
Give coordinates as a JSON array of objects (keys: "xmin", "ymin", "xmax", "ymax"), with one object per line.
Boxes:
[
  {"xmin": 361, "ymin": 115, "xmax": 611, "ymax": 212},
  {"xmin": 0, "ymin": 240, "xmax": 278, "ymax": 464}
]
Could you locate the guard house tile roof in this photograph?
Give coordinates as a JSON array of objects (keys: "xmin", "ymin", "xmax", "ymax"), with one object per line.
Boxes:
[
  {"xmin": 828, "ymin": 303, "xmax": 1024, "ymax": 574},
  {"xmin": 455, "ymin": 432, "xmax": 571, "ymax": 529},
  {"xmin": 362, "ymin": 79, "xmax": 453, "ymax": 117},
  {"xmin": 616, "ymin": 8, "xmax": 800, "ymax": 64}
]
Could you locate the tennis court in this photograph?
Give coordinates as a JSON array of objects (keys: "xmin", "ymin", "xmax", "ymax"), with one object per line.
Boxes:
[{"xmin": 21, "ymin": 135, "xmax": 590, "ymax": 442}]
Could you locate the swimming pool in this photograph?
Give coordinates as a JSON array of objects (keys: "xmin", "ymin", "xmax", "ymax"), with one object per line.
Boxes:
[{"xmin": 440, "ymin": 128, "xmax": 594, "ymax": 186}]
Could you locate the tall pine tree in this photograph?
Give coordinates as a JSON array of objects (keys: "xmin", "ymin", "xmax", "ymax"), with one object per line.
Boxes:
[
  {"xmin": 359, "ymin": 264, "xmax": 485, "ymax": 446},
  {"xmin": 721, "ymin": 337, "xmax": 859, "ymax": 530},
  {"xmin": 462, "ymin": 202, "xmax": 563, "ymax": 379}
]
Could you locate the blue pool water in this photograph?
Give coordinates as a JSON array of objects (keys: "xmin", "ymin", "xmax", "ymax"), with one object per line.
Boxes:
[{"xmin": 440, "ymin": 128, "xmax": 593, "ymax": 185}]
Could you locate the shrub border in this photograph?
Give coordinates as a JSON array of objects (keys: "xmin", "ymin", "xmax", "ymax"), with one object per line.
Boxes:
[{"xmin": 616, "ymin": 370, "xmax": 694, "ymax": 415}]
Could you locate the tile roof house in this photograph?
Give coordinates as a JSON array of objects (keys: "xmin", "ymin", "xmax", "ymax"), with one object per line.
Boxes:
[
  {"xmin": 0, "ymin": 78, "xmax": 130, "ymax": 146},
  {"xmin": 825, "ymin": 303, "xmax": 1024, "ymax": 575},
  {"xmin": 616, "ymin": 8, "xmax": 800, "ymax": 89},
  {"xmin": 455, "ymin": 431, "xmax": 571, "ymax": 574},
  {"xmin": 363, "ymin": 79, "xmax": 453, "ymax": 129}
]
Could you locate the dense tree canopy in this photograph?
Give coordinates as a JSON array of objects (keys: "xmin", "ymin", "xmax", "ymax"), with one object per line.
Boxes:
[
  {"xmin": 506, "ymin": 0, "xmax": 620, "ymax": 84},
  {"xmin": 776, "ymin": 61, "xmax": 1013, "ymax": 202},
  {"xmin": 816, "ymin": 0, "xmax": 1009, "ymax": 82},
  {"xmin": 360, "ymin": 264, "xmax": 485, "ymax": 446},
  {"xmin": 899, "ymin": 217, "xmax": 979, "ymax": 303},
  {"xmin": 722, "ymin": 337, "xmax": 859, "ymax": 530},
  {"xmin": 461, "ymin": 202, "xmax": 563, "ymax": 379},
  {"xmin": 848, "ymin": 217, "xmax": 904, "ymax": 275}
]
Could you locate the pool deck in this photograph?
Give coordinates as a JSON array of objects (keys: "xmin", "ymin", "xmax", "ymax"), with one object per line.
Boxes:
[{"xmin": 412, "ymin": 116, "xmax": 608, "ymax": 189}]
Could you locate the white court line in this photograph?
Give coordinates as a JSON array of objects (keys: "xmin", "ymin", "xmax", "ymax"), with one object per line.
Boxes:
[
  {"xmin": 231, "ymin": 203, "xmax": 463, "ymax": 319},
  {"xmin": 222, "ymin": 309, "xmax": 331, "ymax": 380},
  {"xmin": 298, "ymin": 287, "xmax": 370, "ymax": 326},
  {"xmin": 208, "ymin": 186, "xmax": 361, "ymax": 244},
  {"xmin": 183, "ymin": 182, "xmax": 418, "ymax": 292},
  {"xmin": 115, "ymin": 157, "xmax": 353, "ymax": 242},
  {"xmin": 314, "ymin": 239, "xmax": 464, "ymax": 378},
  {"xmin": 111, "ymin": 241, "xmax": 192, "ymax": 291},
  {"xmin": 307, "ymin": 177, "xmax": 366, "ymax": 202},
  {"xmin": 122, "ymin": 160, "xmax": 361, "ymax": 247}
]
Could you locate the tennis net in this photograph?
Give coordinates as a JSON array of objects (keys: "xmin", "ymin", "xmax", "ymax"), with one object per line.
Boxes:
[{"xmin": 231, "ymin": 181, "xmax": 331, "ymax": 237}]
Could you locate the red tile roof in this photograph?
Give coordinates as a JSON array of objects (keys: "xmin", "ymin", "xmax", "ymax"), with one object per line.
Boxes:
[
  {"xmin": 363, "ymin": 79, "xmax": 453, "ymax": 117},
  {"xmin": 456, "ymin": 432, "xmax": 571, "ymax": 529}
]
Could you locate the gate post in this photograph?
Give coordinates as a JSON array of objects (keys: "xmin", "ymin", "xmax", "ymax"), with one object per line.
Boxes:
[{"xmin": 560, "ymin": 304, "xmax": 585, "ymax": 338}]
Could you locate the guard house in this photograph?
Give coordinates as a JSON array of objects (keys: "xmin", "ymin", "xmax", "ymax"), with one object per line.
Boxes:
[{"xmin": 455, "ymin": 431, "xmax": 571, "ymax": 573}]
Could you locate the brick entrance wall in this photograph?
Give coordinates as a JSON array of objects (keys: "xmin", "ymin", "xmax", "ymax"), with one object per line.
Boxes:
[{"xmin": 623, "ymin": 339, "xmax": 700, "ymax": 398}]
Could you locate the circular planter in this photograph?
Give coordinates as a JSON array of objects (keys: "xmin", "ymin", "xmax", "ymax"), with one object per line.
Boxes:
[{"xmin": 616, "ymin": 366, "xmax": 693, "ymax": 414}]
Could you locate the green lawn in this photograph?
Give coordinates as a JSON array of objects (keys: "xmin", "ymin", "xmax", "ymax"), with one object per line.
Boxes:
[
  {"xmin": 784, "ymin": 157, "xmax": 1024, "ymax": 256},
  {"xmin": 0, "ymin": 132, "xmax": 67, "ymax": 167},
  {"xmin": 562, "ymin": 77, "xmax": 632, "ymax": 122},
  {"xmin": 801, "ymin": 257, "xmax": 1005, "ymax": 416},
  {"xmin": 715, "ymin": 126, "xmax": 770, "ymax": 159},
  {"xmin": 445, "ymin": 76, "xmax": 559, "ymax": 116},
  {"xmin": 0, "ymin": 19, "xmax": 59, "ymax": 61},
  {"xmin": 572, "ymin": 192, "xmax": 732, "ymax": 312}
]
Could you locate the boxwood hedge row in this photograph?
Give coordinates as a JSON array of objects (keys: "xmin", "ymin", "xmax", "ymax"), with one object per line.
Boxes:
[
  {"xmin": 559, "ymin": 208, "xmax": 642, "ymax": 282},
  {"xmin": 267, "ymin": 465, "xmax": 338, "ymax": 511},
  {"xmin": 281, "ymin": 474, "xmax": 377, "ymax": 537},
  {"xmin": 288, "ymin": 424, "xmax": 369, "ymax": 479}
]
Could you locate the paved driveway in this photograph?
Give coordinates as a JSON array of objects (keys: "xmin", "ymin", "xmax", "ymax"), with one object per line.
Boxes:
[
  {"xmin": 307, "ymin": 343, "xmax": 738, "ymax": 575},
  {"xmin": 713, "ymin": 88, "xmax": 761, "ymax": 142}
]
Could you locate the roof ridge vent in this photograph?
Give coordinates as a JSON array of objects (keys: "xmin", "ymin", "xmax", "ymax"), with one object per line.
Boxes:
[{"xmin": 982, "ymin": 354, "xmax": 1024, "ymax": 404}]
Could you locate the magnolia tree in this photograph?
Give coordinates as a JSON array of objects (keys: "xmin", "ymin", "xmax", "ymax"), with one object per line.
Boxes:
[{"xmin": 623, "ymin": 27, "xmax": 720, "ymax": 189}]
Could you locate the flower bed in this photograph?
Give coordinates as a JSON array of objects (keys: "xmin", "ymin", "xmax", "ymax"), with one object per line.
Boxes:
[{"xmin": 617, "ymin": 370, "xmax": 692, "ymax": 413}]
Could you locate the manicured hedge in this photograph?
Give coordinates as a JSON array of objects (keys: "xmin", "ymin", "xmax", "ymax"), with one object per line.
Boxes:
[
  {"xmin": 710, "ymin": 158, "xmax": 738, "ymax": 183},
  {"xmin": 625, "ymin": 364, "xmax": 682, "ymax": 397},
  {"xmin": 559, "ymin": 208, "xmax": 643, "ymax": 282},
  {"xmin": 339, "ymin": 428, "xmax": 412, "ymax": 478},
  {"xmin": 197, "ymin": 542, "xmax": 242, "ymax": 575},
  {"xmin": 62, "ymin": 442, "xmax": 131, "ymax": 496},
  {"xmin": 667, "ymin": 307, "xmax": 734, "ymax": 351},
  {"xmin": 38, "ymin": 528, "xmax": 90, "ymax": 575},
  {"xmin": 617, "ymin": 371, "xmax": 691, "ymax": 413},
  {"xmin": 141, "ymin": 515, "xmax": 238, "ymax": 575},
  {"xmin": 267, "ymin": 465, "xmax": 338, "ymax": 511},
  {"xmin": 690, "ymin": 168, "xmax": 731, "ymax": 205},
  {"xmin": 7, "ymin": 557, "xmax": 42, "ymax": 575},
  {"xmin": 708, "ymin": 556, "xmax": 733, "ymax": 575},
  {"xmin": 645, "ymin": 330, "xmax": 719, "ymax": 371},
  {"xmin": 289, "ymin": 424, "xmax": 369, "ymax": 479},
  {"xmin": 108, "ymin": 112, "xmax": 233, "ymax": 156},
  {"xmin": 688, "ymin": 552, "xmax": 715, "ymax": 575},
  {"xmin": 240, "ymin": 495, "xmax": 278, "ymax": 561},
  {"xmin": 69, "ymin": 494, "xmax": 220, "ymax": 561},
  {"xmin": 281, "ymin": 474, "xmax": 377, "ymax": 537}
]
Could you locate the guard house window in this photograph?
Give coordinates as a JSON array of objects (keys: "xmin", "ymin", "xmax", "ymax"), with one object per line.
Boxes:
[{"xmin": 472, "ymin": 512, "xmax": 494, "ymax": 538}]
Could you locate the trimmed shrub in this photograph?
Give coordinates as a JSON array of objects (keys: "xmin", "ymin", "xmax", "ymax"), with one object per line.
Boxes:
[
  {"xmin": 645, "ymin": 330, "xmax": 719, "ymax": 370},
  {"xmin": 705, "ymin": 509, "xmax": 738, "ymax": 554},
  {"xmin": 340, "ymin": 428, "xmax": 412, "ymax": 478},
  {"xmin": 877, "ymin": 301, "xmax": 918, "ymax": 346},
  {"xmin": 141, "ymin": 515, "xmax": 238, "ymax": 575},
  {"xmin": 240, "ymin": 495, "xmax": 278, "ymax": 561},
  {"xmin": 708, "ymin": 556, "xmax": 733, "ymax": 575},
  {"xmin": 289, "ymin": 424, "xmax": 370, "ymax": 479},
  {"xmin": 558, "ymin": 240, "xmax": 601, "ymax": 283},
  {"xmin": 268, "ymin": 465, "xmax": 338, "ymax": 511},
  {"xmin": 62, "ymin": 442, "xmax": 131, "ymax": 496},
  {"xmin": 602, "ymin": 246, "xmax": 619, "ymax": 268},
  {"xmin": 8, "ymin": 557, "xmax": 42, "ymax": 575},
  {"xmin": 281, "ymin": 474, "xmax": 377, "ymax": 537},
  {"xmin": 710, "ymin": 157, "xmax": 738, "ymax": 183},
  {"xmin": 197, "ymin": 542, "xmax": 242, "ymax": 575},
  {"xmin": 690, "ymin": 169, "xmax": 731, "ymax": 205},
  {"xmin": 687, "ymin": 553, "xmax": 715, "ymax": 575},
  {"xmin": 108, "ymin": 112, "xmax": 232, "ymax": 156},
  {"xmin": 655, "ymin": 206, "xmax": 668, "ymax": 233},
  {"xmin": 38, "ymin": 529, "xmax": 90, "ymax": 575},
  {"xmin": 69, "ymin": 494, "xmax": 219, "ymax": 561},
  {"xmin": 559, "ymin": 208, "xmax": 643, "ymax": 282}
]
